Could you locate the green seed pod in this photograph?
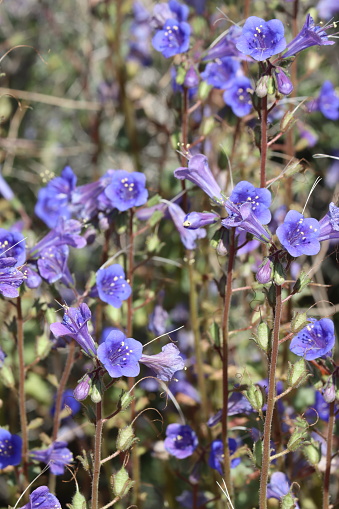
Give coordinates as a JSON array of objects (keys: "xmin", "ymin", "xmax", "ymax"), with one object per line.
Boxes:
[
  {"xmin": 111, "ymin": 467, "xmax": 134, "ymax": 498},
  {"xmin": 287, "ymin": 427, "xmax": 309, "ymax": 452},
  {"xmin": 252, "ymin": 322, "xmax": 271, "ymax": 353},
  {"xmin": 116, "ymin": 425, "xmax": 138, "ymax": 452},
  {"xmin": 291, "ymin": 312, "xmax": 309, "ymax": 334},
  {"xmin": 90, "ymin": 383, "xmax": 102, "ymax": 404},
  {"xmin": 243, "ymin": 382, "xmax": 265, "ymax": 411},
  {"xmin": 71, "ymin": 489, "xmax": 87, "ymax": 509},
  {"xmin": 287, "ymin": 358, "xmax": 310, "ymax": 388},
  {"xmin": 255, "ymin": 76, "xmax": 269, "ymax": 98},
  {"xmin": 281, "ymin": 491, "xmax": 297, "ymax": 509},
  {"xmin": 252, "ymin": 440, "xmax": 263, "ymax": 468},
  {"xmin": 303, "ymin": 438, "xmax": 321, "ymax": 466},
  {"xmin": 119, "ymin": 391, "xmax": 135, "ymax": 411}
]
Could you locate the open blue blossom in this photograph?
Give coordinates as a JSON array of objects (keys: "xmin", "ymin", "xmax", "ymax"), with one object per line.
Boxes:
[
  {"xmin": 18, "ymin": 486, "xmax": 61, "ymax": 509},
  {"xmin": 96, "ymin": 264, "xmax": 131, "ymax": 308},
  {"xmin": 310, "ymin": 81, "xmax": 339, "ymax": 121},
  {"xmin": 174, "ymin": 154, "xmax": 223, "ymax": 202},
  {"xmin": 267, "ymin": 472, "xmax": 300, "ymax": 508},
  {"xmin": 222, "ymin": 202, "xmax": 272, "ymax": 244},
  {"xmin": 140, "ymin": 343, "xmax": 185, "ymax": 381},
  {"xmin": 164, "ymin": 423, "xmax": 198, "ymax": 459},
  {"xmin": 0, "ymin": 257, "xmax": 26, "ymax": 298},
  {"xmin": 97, "ymin": 329, "xmax": 143, "ymax": 378},
  {"xmin": 183, "ymin": 211, "xmax": 219, "ymax": 230},
  {"xmin": 319, "ymin": 202, "xmax": 339, "ymax": 242},
  {"xmin": 30, "ymin": 441, "xmax": 73, "ymax": 475},
  {"xmin": 50, "ymin": 303, "xmax": 97, "ymax": 357},
  {"xmin": 284, "ymin": 15, "xmax": 335, "ymax": 58},
  {"xmin": 0, "ymin": 229, "xmax": 26, "ymax": 266},
  {"xmin": 72, "ymin": 170, "xmax": 114, "ymax": 222},
  {"xmin": 229, "ymin": 181, "xmax": 272, "ymax": 224},
  {"xmin": 35, "ymin": 166, "xmax": 76, "ymax": 228},
  {"xmin": 37, "ymin": 245, "xmax": 73, "ymax": 286},
  {"xmin": 104, "ymin": 170, "xmax": 148, "ymax": 211},
  {"xmin": 209, "ymin": 438, "xmax": 240, "ymax": 474},
  {"xmin": 168, "ymin": 202, "xmax": 206, "ymax": 249},
  {"xmin": 223, "ymin": 77, "xmax": 253, "ymax": 117},
  {"xmin": 201, "ymin": 57, "xmax": 240, "ymax": 89},
  {"xmin": 290, "ymin": 318, "xmax": 335, "ymax": 360},
  {"xmin": 236, "ymin": 16, "xmax": 286, "ymax": 61},
  {"xmin": 0, "ymin": 428, "xmax": 22, "ymax": 468},
  {"xmin": 276, "ymin": 210, "xmax": 320, "ymax": 257},
  {"xmin": 152, "ymin": 18, "xmax": 190, "ymax": 58}
]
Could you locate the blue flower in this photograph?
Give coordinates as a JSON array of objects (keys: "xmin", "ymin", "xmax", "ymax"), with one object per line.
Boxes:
[
  {"xmin": 319, "ymin": 202, "xmax": 339, "ymax": 242},
  {"xmin": 152, "ymin": 1, "xmax": 189, "ymax": 28},
  {"xmin": 72, "ymin": 171, "xmax": 114, "ymax": 222},
  {"xmin": 267, "ymin": 472, "xmax": 300, "ymax": 508},
  {"xmin": 174, "ymin": 154, "xmax": 223, "ymax": 202},
  {"xmin": 30, "ymin": 441, "xmax": 73, "ymax": 475},
  {"xmin": 35, "ymin": 166, "xmax": 76, "ymax": 228},
  {"xmin": 97, "ymin": 329, "xmax": 143, "ymax": 378},
  {"xmin": 274, "ymin": 67, "xmax": 293, "ymax": 96},
  {"xmin": 0, "ymin": 257, "xmax": 26, "ymax": 298},
  {"xmin": 0, "ymin": 229, "xmax": 26, "ymax": 266},
  {"xmin": 208, "ymin": 393, "xmax": 253, "ymax": 427},
  {"xmin": 164, "ymin": 423, "xmax": 198, "ymax": 459},
  {"xmin": 283, "ymin": 15, "xmax": 335, "ymax": 58},
  {"xmin": 50, "ymin": 303, "xmax": 97, "ymax": 357},
  {"xmin": 17, "ymin": 486, "xmax": 61, "ymax": 509},
  {"xmin": 236, "ymin": 16, "xmax": 286, "ymax": 61},
  {"xmin": 317, "ymin": 0, "xmax": 339, "ymax": 19},
  {"xmin": 183, "ymin": 211, "xmax": 219, "ymax": 229},
  {"xmin": 222, "ymin": 202, "xmax": 272, "ymax": 244},
  {"xmin": 37, "ymin": 245, "xmax": 73, "ymax": 286},
  {"xmin": 208, "ymin": 438, "xmax": 240, "ymax": 474},
  {"xmin": 51, "ymin": 389, "xmax": 81, "ymax": 420},
  {"xmin": 276, "ymin": 210, "xmax": 320, "ymax": 257},
  {"xmin": 228, "ymin": 181, "xmax": 272, "ymax": 224},
  {"xmin": 96, "ymin": 264, "xmax": 132, "ymax": 308},
  {"xmin": 168, "ymin": 202, "xmax": 206, "ymax": 249},
  {"xmin": 290, "ymin": 318, "xmax": 335, "ymax": 360},
  {"xmin": 305, "ymin": 391, "xmax": 331, "ymax": 422},
  {"xmin": 104, "ymin": 170, "xmax": 148, "ymax": 211},
  {"xmin": 0, "ymin": 428, "xmax": 22, "ymax": 468},
  {"xmin": 311, "ymin": 81, "xmax": 339, "ymax": 121},
  {"xmin": 152, "ymin": 18, "xmax": 190, "ymax": 58},
  {"xmin": 223, "ymin": 77, "xmax": 253, "ymax": 117},
  {"xmin": 201, "ymin": 57, "xmax": 240, "ymax": 89},
  {"xmin": 140, "ymin": 343, "xmax": 185, "ymax": 381},
  {"xmin": 204, "ymin": 26, "xmax": 246, "ymax": 61}
]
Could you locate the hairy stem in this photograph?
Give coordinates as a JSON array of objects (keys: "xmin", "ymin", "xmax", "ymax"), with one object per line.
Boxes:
[
  {"xmin": 17, "ymin": 296, "xmax": 29, "ymax": 494},
  {"xmin": 259, "ymin": 284, "xmax": 282, "ymax": 509},
  {"xmin": 91, "ymin": 400, "xmax": 103, "ymax": 509},
  {"xmin": 323, "ymin": 400, "xmax": 335, "ymax": 509},
  {"xmin": 221, "ymin": 228, "xmax": 236, "ymax": 497},
  {"xmin": 260, "ymin": 95, "xmax": 268, "ymax": 188}
]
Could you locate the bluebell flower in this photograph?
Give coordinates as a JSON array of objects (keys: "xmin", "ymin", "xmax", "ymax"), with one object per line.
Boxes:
[
  {"xmin": 274, "ymin": 67, "xmax": 293, "ymax": 96},
  {"xmin": 204, "ymin": 26, "xmax": 247, "ymax": 61},
  {"xmin": 168, "ymin": 202, "xmax": 206, "ymax": 249},
  {"xmin": 201, "ymin": 57, "xmax": 240, "ymax": 89},
  {"xmin": 236, "ymin": 16, "xmax": 286, "ymax": 61},
  {"xmin": 140, "ymin": 343, "xmax": 185, "ymax": 381},
  {"xmin": 310, "ymin": 81, "xmax": 339, "ymax": 121},
  {"xmin": 276, "ymin": 210, "xmax": 320, "ymax": 257},
  {"xmin": 256, "ymin": 258, "xmax": 273, "ymax": 284},
  {"xmin": 0, "ymin": 257, "xmax": 26, "ymax": 298},
  {"xmin": 152, "ymin": 18, "xmax": 190, "ymax": 58},
  {"xmin": 222, "ymin": 202, "xmax": 272, "ymax": 244},
  {"xmin": 72, "ymin": 171, "xmax": 114, "ymax": 222},
  {"xmin": 0, "ymin": 428, "xmax": 22, "ymax": 468},
  {"xmin": 184, "ymin": 66, "xmax": 200, "ymax": 88},
  {"xmin": 24, "ymin": 265, "xmax": 42, "ymax": 289},
  {"xmin": 97, "ymin": 329, "xmax": 143, "ymax": 378},
  {"xmin": 129, "ymin": 2, "xmax": 152, "ymax": 65},
  {"xmin": 96, "ymin": 264, "xmax": 131, "ymax": 308},
  {"xmin": 50, "ymin": 303, "xmax": 97, "ymax": 357},
  {"xmin": 152, "ymin": 0, "xmax": 189, "ymax": 28},
  {"xmin": 104, "ymin": 170, "xmax": 148, "ymax": 211},
  {"xmin": 164, "ymin": 423, "xmax": 198, "ymax": 459},
  {"xmin": 30, "ymin": 441, "xmax": 73, "ymax": 475},
  {"xmin": 148, "ymin": 304, "xmax": 169, "ymax": 336},
  {"xmin": 228, "ymin": 181, "xmax": 272, "ymax": 224},
  {"xmin": 223, "ymin": 77, "xmax": 253, "ymax": 117},
  {"xmin": 289, "ymin": 318, "xmax": 335, "ymax": 360},
  {"xmin": 183, "ymin": 211, "xmax": 219, "ymax": 229},
  {"xmin": 174, "ymin": 154, "xmax": 223, "ymax": 202},
  {"xmin": 283, "ymin": 15, "xmax": 335, "ymax": 58},
  {"xmin": 319, "ymin": 202, "xmax": 339, "ymax": 242},
  {"xmin": 17, "ymin": 486, "xmax": 61, "ymax": 509},
  {"xmin": 208, "ymin": 438, "xmax": 240, "ymax": 474},
  {"xmin": 35, "ymin": 166, "xmax": 76, "ymax": 228},
  {"xmin": 0, "ymin": 229, "xmax": 26, "ymax": 266},
  {"xmin": 267, "ymin": 472, "xmax": 300, "ymax": 508},
  {"xmin": 37, "ymin": 245, "xmax": 73, "ymax": 286}
]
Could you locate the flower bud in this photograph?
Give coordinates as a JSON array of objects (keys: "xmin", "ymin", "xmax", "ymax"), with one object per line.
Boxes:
[
  {"xmin": 255, "ymin": 75, "xmax": 269, "ymax": 98},
  {"xmin": 287, "ymin": 427, "xmax": 309, "ymax": 452},
  {"xmin": 273, "ymin": 261, "xmax": 285, "ymax": 285},
  {"xmin": 243, "ymin": 382, "xmax": 265, "ymax": 412},
  {"xmin": 252, "ymin": 440, "xmax": 263, "ymax": 468},
  {"xmin": 274, "ymin": 67, "xmax": 293, "ymax": 96},
  {"xmin": 323, "ymin": 376, "xmax": 336, "ymax": 403},
  {"xmin": 253, "ymin": 322, "xmax": 271, "ymax": 353},
  {"xmin": 71, "ymin": 489, "xmax": 87, "ymax": 509},
  {"xmin": 303, "ymin": 439, "xmax": 321, "ymax": 466},
  {"xmin": 281, "ymin": 492, "xmax": 296, "ymax": 509},
  {"xmin": 73, "ymin": 375, "xmax": 92, "ymax": 401},
  {"xmin": 256, "ymin": 258, "xmax": 272, "ymax": 284},
  {"xmin": 287, "ymin": 358, "xmax": 309, "ymax": 388},
  {"xmin": 184, "ymin": 66, "xmax": 199, "ymax": 89},
  {"xmin": 111, "ymin": 467, "xmax": 134, "ymax": 498},
  {"xmin": 90, "ymin": 381, "xmax": 102, "ymax": 404},
  {"xmin": 119, "ymin": 391, "xmax": 135, "ymax": 411},
  {"xmin": 116, "ymin": 425, "xmax": 138, "ymax": 452},
  {"xmin": 183, "ymin": 211, "xmax": 218, "ymax": 230}
]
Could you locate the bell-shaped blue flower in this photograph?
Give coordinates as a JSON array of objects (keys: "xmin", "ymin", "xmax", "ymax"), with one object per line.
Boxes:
[
  {"xmin": 152, "ymin": 18, "xmax": 191, "ymax": 58},
  {"xmin": 140, "ymin": 343, "xmax": 185, "ymax": 381},
  {"xmin": 0, "ymin": 257, "xmax": 26, "ymax": 298},
  {"xmin": 0, "ymin": 428, "xmax": 22, "ymax": 468},
  {"xmin": 164, "ymin": 423, "xmax": 198, "ymax": 459},
  {"xmin": 37, "ymin": 245, "xmax": 74, "ymax": 286},
  {"xmin": 236, "ymin": 16, "xmax": 286, "ymax": 61},
  {"xmin": 208, "ymin": 438, "xmax": 240, "ymax": 474},
  {"xmin": 267, "ymin": 472, "xmax": 300, "ymax": 508},
  {"xmin": 204, "ymin": 25, "xmax": 247, "ymax": 61},
  {"xmin": 96, "ymin": 264, "xmax": 132, "ymax": 308},
  {"xmin": 201, "ymin": 57, "xmax": 240, "ymax": 89},
  {"xmin": 0, "ymin": 229, "xmax": 26, "ymax": 266},
  {"xmin": 168, "ymin": 203, "xmax": 206, "ymax": 249},
  {"xmin": 283, "ymin": 15, "xmax": 335, "ymax": 58},
  {"xmin": 104, "ymin": 170, "xmax": 148, "ymax": 211},
  {"xmin": 290, "ymin": 318, "xmax": 335, "ymax": 360},
  {"xmin": 276, "ymin": 210, "xmax": 320, "ymax": 257},
  {"xmin": 18, "ymin": 486, "xmax": 61, "ymax": 509},
  {"xmin": 223, "ymin": 77, "xmax": 253, "ymax": 117},
  {"xmin": 310, "ymin": 81, "xmax": 339, "ymax": 121},
  {"xmin": 97, "ymin": 329, "xmax": 143, "ymax": 378},
  {"xmin": 174, "ymin": 154, "xmax": 223, "ymax": 202},
  {"xmin": 228, "ymin": 181, "xmax": 272, "ymax": 224},
  {"xmin": 30, "ymin": 441, "xmax": 73, "ymax": 475},
  {"xmin": 319, "ymin": 202, "xmax": 339, "ymax": 242},
  {"xmin": 148, "ymin": 304, "xmax": 169, "ymax": 336},
  {"xmin": 222, "ymin": 202, "xmax": 272, "ymax": 244}
]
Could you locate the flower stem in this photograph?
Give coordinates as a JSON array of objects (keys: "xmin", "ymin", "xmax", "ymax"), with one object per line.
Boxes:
[
  {"xmin": 91, "ymin": 400, "xmax": 103, "ymax": 509},
  {"xmin": 17, "ymin": 296, "xmax": 29, "ymax": 494},
  {"xmin": 221, "ymin": 228, "xmax": 236, "ymax": 497},
  {"xmin": 322, "ymin": 400, "xmax": 335, "ymax": 509},
  {"xmin": 260, "ymin": 95, "xmax": 268, "ymax": 188},
  {"xmin": 259, "ymin": 284, "xmax": 282, "ymax": 509}
]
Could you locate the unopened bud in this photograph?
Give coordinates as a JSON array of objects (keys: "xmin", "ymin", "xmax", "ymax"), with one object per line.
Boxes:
[
  {"xmin": 243, "ymin": 382, "xmax": 265, "ymax": 411},
  {"xmin": 303, "ymin": 438, "xmax": 321, "ymax": 466},
  {"xmin": 287, "ymin": 427, "xmax": 309, "ymax": 452},
  {"xmin": 253, "ymin": 322, "xmax": 271, "ymax": 353},
  {"xmin": 111, "ymin": 467, "xmax": 134, "ymax": 498},
  {"xmin": 90, "ymin": 381, "xmax": 102, "ymax": 404},
  {"xmin": 323, "ymin": 376, "xmax": 336, "ymax": 403},
  {"xmin": 255, "ymin": 75, "xmax": 269, "ymax": 98},
  {"xmin": 184, "ymin": 66, "xmax": 199, "ymax": 89},
  {"xmin": 256, "ymin": 258, "xmax": 272, "ymax": 284},
  {"xmin": 287, "ymin": 358, "xmax": 309, "ymax": 388},
  {"xmin": 274, "ymin": 67, "xmax": 293, "ymax": 96},
  {"xmin": 116, "ymin": 425, "xmax": 138, "ymax": 452},
  {"xmin": 73, "ymin": 375, "xmax": 92, "ymax": 402}
]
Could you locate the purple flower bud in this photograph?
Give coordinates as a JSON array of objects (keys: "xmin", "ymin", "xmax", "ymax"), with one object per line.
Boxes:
[
  {"xmin": 274, "ymin": 67, "xmax": 293, "ymax": 96},
  {"xmin": 256, "ymin": 258, "xmax": 272, "ymax": 284},
  {"xmin": 323, "ymin": 376, "xmax": 336, "ymax": 403},
  {"xmin": 183, "ymin": 211, "xmax": 219, "ymax": 229},
  {"xmin": 73, "ymin": 375, "xmax": 92, "ymax": 401},
  {"xmin": 184, "ymin": 66, "xmax": 199, "ymax": 88}
]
